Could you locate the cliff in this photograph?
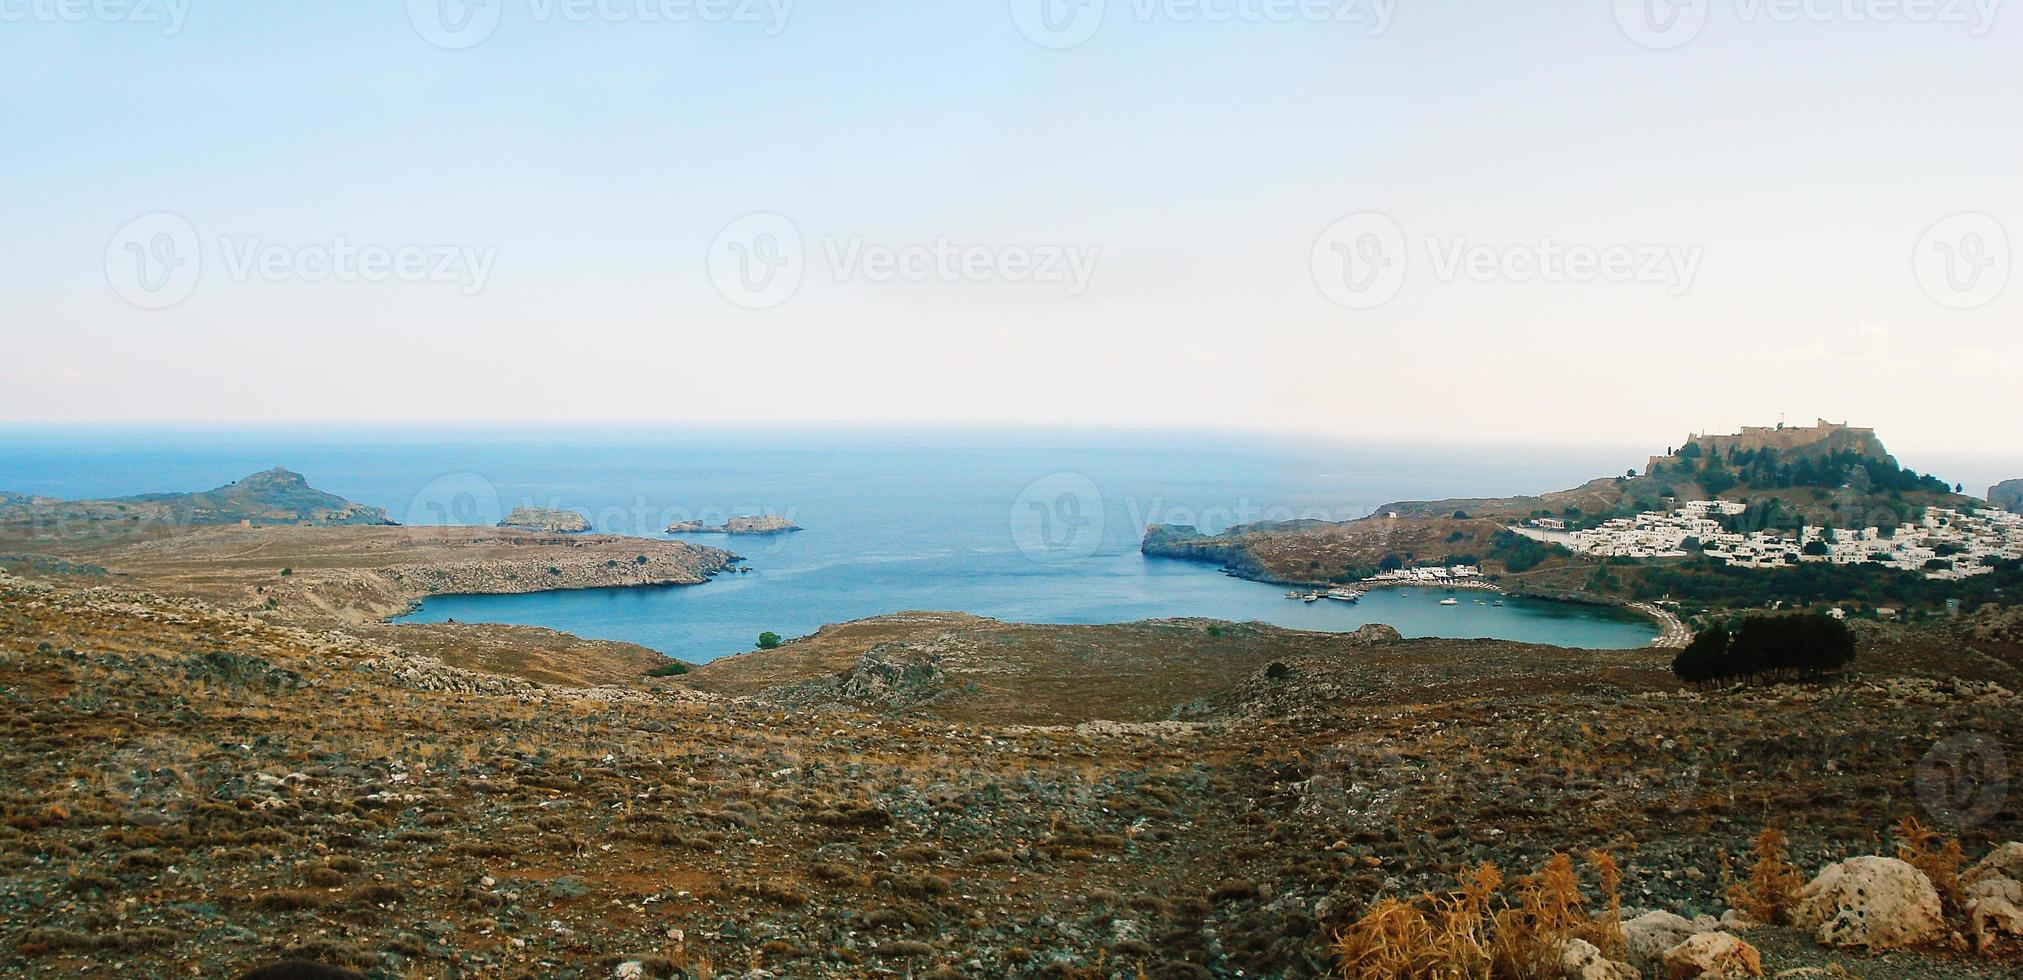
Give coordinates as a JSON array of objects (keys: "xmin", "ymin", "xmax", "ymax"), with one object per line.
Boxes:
[{"xmin": 1991, "ymin": 480, "xmax": 2023, "ymax": 512}]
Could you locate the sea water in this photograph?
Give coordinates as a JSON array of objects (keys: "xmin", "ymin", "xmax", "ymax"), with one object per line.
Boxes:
[{"xmin": 0, "ymin": 426, "xmax": 1663, "ymax": 659}]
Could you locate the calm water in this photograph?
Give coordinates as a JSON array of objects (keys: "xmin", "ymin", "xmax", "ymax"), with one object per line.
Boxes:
[{"xmin": 0, "ymin": 426, "xmax": 1661, "ymax": 659}]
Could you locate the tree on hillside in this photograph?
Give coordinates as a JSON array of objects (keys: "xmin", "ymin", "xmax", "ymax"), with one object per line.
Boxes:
[{"xmin": 1672, "ymin": 614, "xmax": 1854, "ymax": 686}]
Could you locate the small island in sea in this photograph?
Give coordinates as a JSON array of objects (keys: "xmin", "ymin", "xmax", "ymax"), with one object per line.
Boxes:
[
  {"xmin": 667, "ymin": 514, "xmax": 801, "ymax": 535},
  {"xmin": 497, "ymin": 507, "xmax": 591, "ymax": 533}
]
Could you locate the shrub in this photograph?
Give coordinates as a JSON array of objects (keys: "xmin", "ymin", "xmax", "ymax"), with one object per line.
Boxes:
[
  {"xmin": 645, "ymin": 661, "xmax": 690, "ymax": 678},
  {"xmin": 756, "ymin": 631, "xmax": 783, "ymax": 650},
  {"xmin": 1726, "ymin": 827, "xmax": 1803, "ymax": 925},
  {"xmin": 1334, "ymin": 856, "xmax": 1625, "ymax": 979},
  {"xmin": 1894, "ymin": 816, "xmax": 1965, "ymax": 916},
  {"xmin": 1672, "ymin": 614, "xmax": 1853, "ymax": 686}
]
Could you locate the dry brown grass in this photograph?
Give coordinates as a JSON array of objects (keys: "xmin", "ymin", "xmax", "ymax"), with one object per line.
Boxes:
[
  {"xmin": 1333, "ymin": 863, "xmax": 1504, "ymax": 978},
  {"xmin": 1726, "ymin": 826, "xmax": 1804, "ymax": 925},
  {"xmin": 1336, "ymin": 855, "xmax": 1630, "ymax": 979},
  {"xmin": 1488, "ymin": 853, "xmax": 1586, "ymax": 979},
  {"xmin": 1895, "ymin": 815, "xmax": 1967, "ymax": 917}
]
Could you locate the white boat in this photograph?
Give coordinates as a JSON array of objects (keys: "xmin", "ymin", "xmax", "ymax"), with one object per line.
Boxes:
[
  {"xmin": 1285, "ymin": 590, "xmax": 1303, "ymax": 600},
  {"xmin": 1325, "ymin": 589, "xmax": 1364, "ymax": 602},
  {"xmin": 1302, "ymin": 591, "xmax": 1322, "ymax": 602},
  {"xmin": 1439, "ymin": 598, "xmax": 1460, "ymax": 606}
]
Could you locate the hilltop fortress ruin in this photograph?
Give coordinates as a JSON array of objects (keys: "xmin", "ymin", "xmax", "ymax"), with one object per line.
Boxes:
[{"xmin": 1649, "ymin": 419, "xmax": 1887, "ymax": 473}]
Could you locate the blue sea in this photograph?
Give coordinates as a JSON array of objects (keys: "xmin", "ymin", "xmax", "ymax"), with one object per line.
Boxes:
[{"xmin": 0, "ymin": 426, "xmax": 1667, "ymax": 659}]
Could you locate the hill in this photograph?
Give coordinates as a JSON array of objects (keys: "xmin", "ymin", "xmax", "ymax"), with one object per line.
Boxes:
[
  {"xmin": 0, "ymin": 468, "xmax": 393, "ymax": 530},
  {"xmin": 1993, "ymin": 479, "xmax": 2023, "ymax": 512},
  {"xmin": 1144, "ymin": 421, "xmax": 1993, "ymax": 614}
]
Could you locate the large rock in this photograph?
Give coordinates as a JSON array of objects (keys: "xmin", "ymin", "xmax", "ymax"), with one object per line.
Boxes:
[
  {"xmin": 1792, "ymin": 856, "xmax": 1945, "ymax": 950},
  {"xmin": 1624, "ymin": 911, "xmax": 1700, "ymax": 968},
  {"xmin": 1964, "ymin": 842, "xmax": 2023, "ymax": 888},
  {"xmin": 1965, "ymin": 847, "xmax": 2023, "ymax": 954},
  {"xmin": 1661, "ymin": 932, "xmax": 1761, "ymax": 979},
  {"xmin": 1560, "ymin": 938, "xmax": 1639, "ymax": 979},
  {"xmin": 1969, "ymin": 895, "xmax": 2023, "ymax": 953},
  {"xmin": 1661, "ymin": 932, "xmax": 1760, "ymax": 979}
]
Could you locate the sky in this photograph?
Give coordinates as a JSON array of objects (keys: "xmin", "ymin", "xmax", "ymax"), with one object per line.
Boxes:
[{"xmin": 1, "ymin": 1, "xmax": 2018, "ymax": 464}]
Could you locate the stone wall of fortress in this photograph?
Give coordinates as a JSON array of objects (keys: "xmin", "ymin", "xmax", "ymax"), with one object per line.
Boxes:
[{"xmin": 1646, "ymin": 420, "xmax": 1885, "ymax": 473}]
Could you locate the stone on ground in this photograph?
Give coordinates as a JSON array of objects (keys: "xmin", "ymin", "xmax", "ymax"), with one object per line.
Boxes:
[
  {"xmin": 1792, "ymin": 855, "xmax": 1945, "ymax": 950},
  {"xmin": 1661, "ymin": 931, "xmax": 1762, "ymax": 979}
]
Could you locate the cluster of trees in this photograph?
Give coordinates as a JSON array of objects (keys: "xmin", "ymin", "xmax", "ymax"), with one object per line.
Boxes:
[
  {"xmin": 1651, "ymin": 444, "xmax": 1951, "ymax": 497},
  {"xmin": 1633, "ymin": 555, "xmax": 2023, "ymax": 611},
  {"xmin": 1672, "ymin": 614, "xmax": 1856, "ymax": 685},
  {"xmin": 1489, "ymin": 529, "xmax": 1565, "ymax": 573}
]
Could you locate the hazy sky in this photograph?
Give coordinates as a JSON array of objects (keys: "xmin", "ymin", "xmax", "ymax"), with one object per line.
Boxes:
[{"xmin": 2, "ymin": 1, "xmax": 2017, "ymax": 461}]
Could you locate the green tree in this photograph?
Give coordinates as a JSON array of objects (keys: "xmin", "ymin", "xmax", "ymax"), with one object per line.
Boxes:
[{"xmin": 756, "ymin": 631, "xmax": 783, "ymax": 650}]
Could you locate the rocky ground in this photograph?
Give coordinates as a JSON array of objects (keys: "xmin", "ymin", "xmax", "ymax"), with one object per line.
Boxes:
[{"xmin": 2, "ymin": 524, "xmax": 2022, "ymax": 978}]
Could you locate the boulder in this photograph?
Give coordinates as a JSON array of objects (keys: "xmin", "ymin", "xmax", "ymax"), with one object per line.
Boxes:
[
  {"xmin": 1968, "ymin": 895, "xmax": 2023, "ymax": 953},
  {"xmin": 1968, "ymin": 874, "xmax": 2023, "ymax": 907},
  {"xmin": 1964, "ymin": 842, "xmax": 2023, "ymax": 889},
  {"xmin": 1624, "ymin": 910, "xmax": 1699, "ymax": 967},
  {"xmin": 1661, "ymin": 932, "xmax": 1761, "ymax": 979},
  {"xmin": 1792, "ymin": 856, "xmax": 1944, "ymax": 950},
  {"xmin": 1560, "ymin": 938, "xmax": 1640, "ymax": 980}
]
